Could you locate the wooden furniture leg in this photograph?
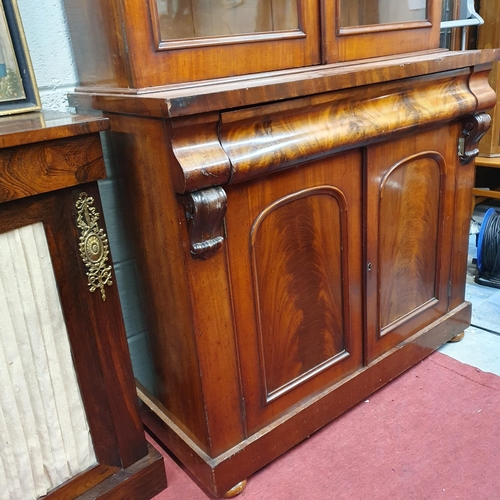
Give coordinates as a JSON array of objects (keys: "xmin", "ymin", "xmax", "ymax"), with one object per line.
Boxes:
[
  {"xmin": 222, "ymin": 480, "xmax": 248, "ymax": 498},
  {"xmin": 448, "ymin": 331, "xmax": 465, "ymax": 342}
]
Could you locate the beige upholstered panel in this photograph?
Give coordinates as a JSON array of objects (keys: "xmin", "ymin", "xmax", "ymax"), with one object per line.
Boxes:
[{"xmin": 0, "ymin": 223, "xmax": 96, "ymax": 500}]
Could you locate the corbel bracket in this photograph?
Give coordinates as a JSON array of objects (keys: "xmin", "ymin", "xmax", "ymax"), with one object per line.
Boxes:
[
  {"xmin": 459, "ymin": 112, "xmax": 491, "ymax": 165},
  {"xmin": 184, "ymin": 187, "xmax": 227, "ymax": 259}
]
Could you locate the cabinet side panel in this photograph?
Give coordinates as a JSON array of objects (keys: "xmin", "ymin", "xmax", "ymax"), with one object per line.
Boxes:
[
  {"xmin": 450, "ymin": 123, "xmax": 474, "ymax": 310},
  {"xmin": 63, "ymin": 0, "xmax": 131, "ymax": 88},
  {"xmin": 105, "ymin": 115, "xmax": 210, "ymax": 451}
]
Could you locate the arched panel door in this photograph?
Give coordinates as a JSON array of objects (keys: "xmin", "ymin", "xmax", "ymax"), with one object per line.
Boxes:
[
  {"xmin": 225, "ymin": 150, "xmax": 363, "ymax": 435},
  {"xmin": 250, "ymin": 186, "xmax": 349, "ymax": 403},
  {"xmin": 365, "ymin": 127, "xmax": 457, "ymax": 362}
]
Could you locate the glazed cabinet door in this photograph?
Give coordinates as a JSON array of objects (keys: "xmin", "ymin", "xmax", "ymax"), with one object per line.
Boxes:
[
  {"xmin": 365, "ymin": 125, "xmax": 459, "ymax": 362},
  {"xmin": 322, "ymin": 0, "xmax": 442, "ymax": 62},
  {"xmin": 64, "ymin": 0, "xmax": 321, "ymax": 88},
  {"xmin": 225, "ymin": 151, "xmax": 363, "ymax": 435}
]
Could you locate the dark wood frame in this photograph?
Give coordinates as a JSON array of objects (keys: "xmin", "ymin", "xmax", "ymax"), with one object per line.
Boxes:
[{"xmin": 149, "ymin": 0, "xmax": 308, "ymax": 50}]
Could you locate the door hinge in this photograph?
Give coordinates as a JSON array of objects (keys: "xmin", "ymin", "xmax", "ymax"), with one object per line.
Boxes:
[{"xmin": 448, "ymin": 280, "xmax": 452, "ymax": 298}]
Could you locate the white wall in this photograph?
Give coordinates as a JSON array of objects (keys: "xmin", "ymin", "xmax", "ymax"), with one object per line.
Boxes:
[
  {"xmin": 16, "ymin": 0, "xmax": 155, "ymax": 390},
  {"xmin": 17, "ymin": 0, "xmax": 77, "ymax": 111}
]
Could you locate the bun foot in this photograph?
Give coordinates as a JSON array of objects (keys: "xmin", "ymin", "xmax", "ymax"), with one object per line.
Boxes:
[
  {"xmin": 222, "ymin": 479, "xmax": 247, "ymax": 498},
  {"xmin": 448, "ymin": 331, "xmax": 465, "ymax": 343}
]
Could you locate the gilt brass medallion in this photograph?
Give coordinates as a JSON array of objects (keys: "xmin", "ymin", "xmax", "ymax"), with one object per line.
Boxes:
[
  {"xmin": 84, "ymin": 233, "xmax": 104, "ymax": 263},
  {"xmin": 76, "ymin": 192, "xmax": 113, "ymax": 301}
]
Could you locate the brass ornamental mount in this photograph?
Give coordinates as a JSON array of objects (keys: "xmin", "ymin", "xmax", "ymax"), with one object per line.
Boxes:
[{"xmin": 76, "ymin": 192, "xmax": 113, "ymax": 301}]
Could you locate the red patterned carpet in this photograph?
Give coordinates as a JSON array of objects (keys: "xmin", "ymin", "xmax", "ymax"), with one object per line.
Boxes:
[{"xmin": 150, "ymin": 352, "xmax": 500, "ymax": 499}]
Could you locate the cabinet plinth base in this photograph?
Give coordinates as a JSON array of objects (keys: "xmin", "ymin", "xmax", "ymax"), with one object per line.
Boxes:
[
  {"xmin": 139, "ymin": 302, "xmax": 471, "ymax": 498},
  {"xmin": 70, "ymin": 445, "xmax": 167, "ymax": 500}
]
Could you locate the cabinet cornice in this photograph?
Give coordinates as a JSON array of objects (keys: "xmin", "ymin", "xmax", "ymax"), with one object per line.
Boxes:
[{"xmin": 68, "ymin": 49, "xmax": 500, "ymax": 119}]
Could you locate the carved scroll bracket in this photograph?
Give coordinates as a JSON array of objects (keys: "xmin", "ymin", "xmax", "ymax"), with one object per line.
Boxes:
[
  {"xmin": 184, "ymin": 187, "xmax": 227, "ymax": 259},
  {"xmin": 171, "ymin": 116, "xmax": 231, "ymax": 194},
  {"xmin": 459, "ymin": 113, "xmax": 492, "ymax": 165}
]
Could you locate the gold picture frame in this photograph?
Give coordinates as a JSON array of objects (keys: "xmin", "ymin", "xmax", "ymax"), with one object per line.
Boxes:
[{"xmin": 0, "ymin": 0, "xmax": 40, "ymax": 115}]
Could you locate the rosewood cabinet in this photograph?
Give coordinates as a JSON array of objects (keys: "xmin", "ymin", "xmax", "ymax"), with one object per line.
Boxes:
[
  {"xmin": 63, "ymin": 0, "xmax": 499, "ymax": 497},
  {"xmin": 0, "ymin": 112, "xmax": 166, "ymax": 499}
]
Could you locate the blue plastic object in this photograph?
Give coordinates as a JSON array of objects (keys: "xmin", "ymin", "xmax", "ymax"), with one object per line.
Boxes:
[{"xmin": 477, "ymin": 207, "xmax": 496, "ymax": 274}]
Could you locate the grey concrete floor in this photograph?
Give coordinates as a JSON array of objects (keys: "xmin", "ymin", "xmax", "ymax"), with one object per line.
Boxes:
[{"xmin": 438, "ymin": 203, "xmax": 500, "ymax": 376}]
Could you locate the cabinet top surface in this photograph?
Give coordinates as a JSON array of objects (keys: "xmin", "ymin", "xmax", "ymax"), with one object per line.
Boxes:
[
  {"xmin": 0, "ymin": 111, "xmax": 109, "ymax": 204},
  {"xmin": 69, "ymin": 49, "xmax": 500, "ymax": 119},
  {"xmin": 0, "ymin": 111, "xmax": 109, "ymax": 150}
]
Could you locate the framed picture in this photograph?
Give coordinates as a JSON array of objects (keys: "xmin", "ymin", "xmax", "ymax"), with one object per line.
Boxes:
[{"xmin": 0, "ymin": 0, "xmax": 40, "ymax": 116}]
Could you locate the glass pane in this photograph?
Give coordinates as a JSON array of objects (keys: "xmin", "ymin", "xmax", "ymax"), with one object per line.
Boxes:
[
  {"xmin": 155, "ymin": 0, "xmax": 299, "ymax": 40},
  {"xmin": 340, "ymin": 0, "xmax": 427, "ymax": 28}
]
